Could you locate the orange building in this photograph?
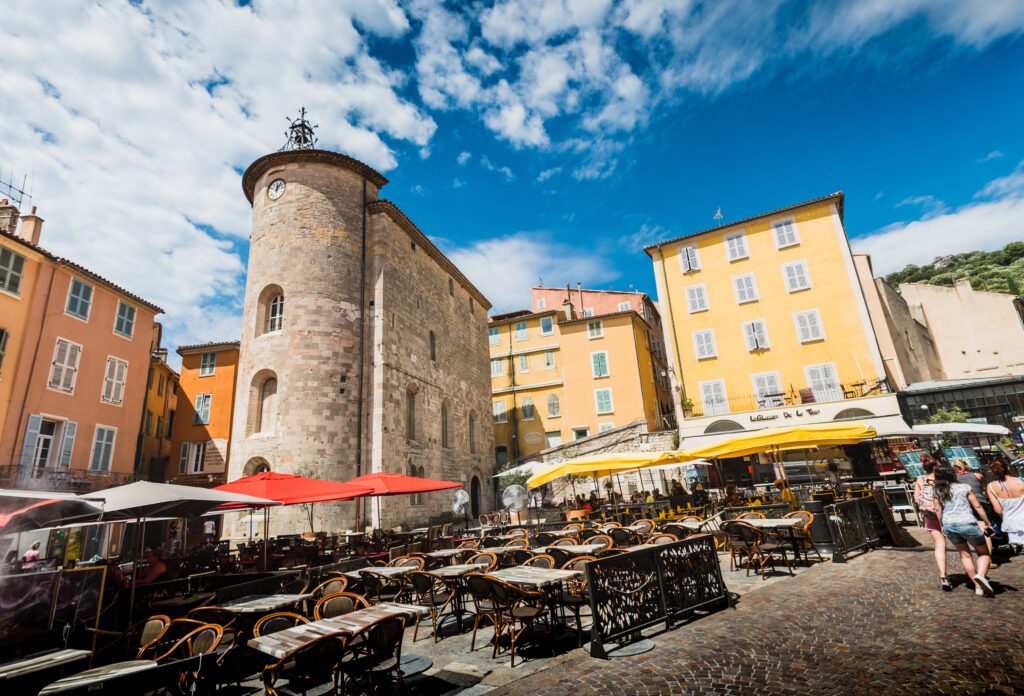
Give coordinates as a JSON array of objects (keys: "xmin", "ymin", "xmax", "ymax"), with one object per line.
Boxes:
[
  {"xmin": 168, "ymin": 341, "xmax": 239, "ymax": 487},
  {"xmin": 0, "ymin": 202, "xmax": 162, "ymax": 491},
  {"xmin": 135, "ymin": 323, "xmax": 179, "ymax": 482}
]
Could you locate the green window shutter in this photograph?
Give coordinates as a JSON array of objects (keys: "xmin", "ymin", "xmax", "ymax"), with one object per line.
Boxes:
[
  {"xmin": 19, "ymin": 414, "xmax": 43, "ymax": 468},
  {"xmin": 59, "ymin": 422, "xmax": 77, "ymax": 468}
]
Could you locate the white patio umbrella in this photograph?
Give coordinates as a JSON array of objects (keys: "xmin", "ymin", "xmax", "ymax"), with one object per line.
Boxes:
[{"xmin": 0, "ymin": 489, "xmax": 105, "ymax": 534}]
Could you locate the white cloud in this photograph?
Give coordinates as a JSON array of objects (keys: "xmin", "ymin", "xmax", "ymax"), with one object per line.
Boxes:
[
  {"xmin": 0, "ymin": 0, "xmax": 434, "ymax": 358},
  {"xmin": 444, "ymin": 231, "xmax": 619, "ymax": 311},
  {"xmin": 978, "ymin": 150, "xmax": 1004, "ymax": 163},
  {"xmin": 895, "ymin": 194, "xmax": 949, "ymax": 218},
  {"xmin": 480, "ymin": 155, "xmax": 515, "ymax": 181},
  {"xmin": 457, "ymin": 151, "xmax": 472, "ymax": 165},
  {"xmin": 536, "ymin": 167, "xmax": 561, "ymax": 182},
  {"xmin": 853, "ymin": 161, "xmax": 1024, "ymax": 275}
]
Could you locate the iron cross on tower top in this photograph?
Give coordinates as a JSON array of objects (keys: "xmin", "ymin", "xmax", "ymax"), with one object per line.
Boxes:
[{"xmin": 282, "ymin": 107, "xmax": 318, "ymax": 151}]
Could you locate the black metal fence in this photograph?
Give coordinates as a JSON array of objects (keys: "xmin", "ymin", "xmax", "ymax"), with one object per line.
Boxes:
[
  {"xmin": 584, "ymin": 534, "xmax": 729, "ymax": 658},
  {"xmin": 824, "ymin": 495, "xmax": 897, "ymax": 563},
  {"xmin": 719, "ymin": 503, "xmax": 791, "ymax": 520}
]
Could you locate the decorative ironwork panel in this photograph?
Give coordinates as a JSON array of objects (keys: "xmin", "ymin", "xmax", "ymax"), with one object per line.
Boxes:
[
  {"xmin": 657, "ymin": 534, "xmax": 727, "ymax": 622},
  {"xmin": 825, "ymin": 496, "xmax": 899, "ymax": 562}
]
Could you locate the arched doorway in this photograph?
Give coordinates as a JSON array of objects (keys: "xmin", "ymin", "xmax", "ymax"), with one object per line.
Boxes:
[
  {"xmin": 470, "ymin": 476, "xmax": 481, "ymax": 518},
  {"xmin": 243, "ymin": 457, "xmax": 271, "ymax": 476}
]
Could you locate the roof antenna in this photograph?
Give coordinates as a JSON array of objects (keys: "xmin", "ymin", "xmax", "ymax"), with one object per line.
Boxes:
[{"xmin": 714, "ymin": 207, "xmax": 723, "ymax": 226}]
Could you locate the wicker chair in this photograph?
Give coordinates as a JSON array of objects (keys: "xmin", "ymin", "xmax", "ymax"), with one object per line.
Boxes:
[
  {"xmin": 458, "ymin": 539, "xmax": 479, "ymax": 549},
  {"xmin": 359, "ymin": 571, "xmax": 406, "ymax": 604},
  {"xmin": 314, "ymin": 592, "xmax": 370, "ymax": 620},
  {"xmin": 508, "ymin": 549, "xmax": 534, "ymax": 566},
  {"xmin": 551, "ymin": 537, "xmax": 578, "ymax": 546},
  {"xmin": 387, "ymin": 555, "xmax": 425, "ymax": 569},
  {"xmin": 524, "ymin": 554, "xmax": 554, "ymax": 568},
  {"xmin": 785, "ymin": 510, "xmax": 824, "ymax": 563},
  {"xmin": 263, "ymin": 632, "xmax": 349, "ymax": 696},
  {"xmin": 559, "ymin": 556, "xmax": 594, "ymax": 646},
  {"xmin": 464, "ymin": 572, "xmax": 499, "ymax": 652},
  {"xmin": 253, "ymin": 612, "xmax": 308, "ymax": 638},
  {"xmin": 587, "ymin": 534, "xmax": 613, "ymax": 552},
  {"xmin": 534, "ymin": 532, "xmax": 556, "ymax": 546},
  {"xmin": 467, "ymin": 551, "xmax": 499, "ymax": 572},
  {"xmin": 153, "ymin": 623, "xmax": 224, "ymax": 664},
  {"xmin": 577, "ymin": 528, "xmax": 600, "ymax": 541},
  {"xmin": 561, "ymin": 523, "xmax": 583, "ymax": 533},
  {"xmin": 632, "ymin": 519, "xmax": 656, "ymax": 536},
  {"xmin": 311, "ymin": 576, "xmax": 349, "ymax": 600},
  {"xmin": 408, "ymin": 571, "xmax": 456, "ymax": 642},
  {"xmin": 487, "ymin": 577, "xmax": 547, "ymax": 667},
  {"xmin": 647, "ymin": 533, "xmax": 677, "ymax": 545},
  {"xmin": 502, "ymin": 538, "xmax": 529, "ymax": 550},
  {"xmin": 736, "ymin": 511, "xmax": 766, "ymax": 520},
  {"xmin": 340, "ymin": 616, "xmax": 407, "ymax": 691},
  {"xmin": 608, "ymin": 527, "xmax": 638, "ymax": 547}
]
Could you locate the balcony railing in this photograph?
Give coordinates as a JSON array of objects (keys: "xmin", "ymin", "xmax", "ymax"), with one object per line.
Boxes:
[
  {"xmin": 686, "ymin": 379, "xmax": 890, "ymax": 418},
  {"xmin": 0, "ymin": 465, "xmax": 136, "ymax": 492}
]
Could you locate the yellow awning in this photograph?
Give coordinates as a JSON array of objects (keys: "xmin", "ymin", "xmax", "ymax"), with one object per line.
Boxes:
[
  {"xmin": 526, "ymin": 451, "xmax": 694, "ymax": 489},
  {"xmin": 680, "ymin": 423, "xmax": 877, "ymax": 460}
]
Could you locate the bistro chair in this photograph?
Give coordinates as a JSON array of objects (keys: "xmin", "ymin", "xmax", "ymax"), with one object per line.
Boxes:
[
  {"xmin": 253, "ymin": 612, "xmax": 308, "ymax": 638},
  {"xmin": 680, "ymin": 515, "xmax": 705, "ymax": 524},
  {"xmin": 647, "ymin": 533, "xmax": 677, "ymax": 545},
  {"xmin": 311, "ymin": 576, "xmax": 349, "ymax": 600},
  {"xmin": 596, "ymin": 548, "xmax": 624, "ymax": 558},
  {"xmin": 524, "ymin": 554, "xmax": 555, "ymax": 569},
  {"xmin": 263, "ymin": 632, "xmax": 349, "ymax": 696},
  {"xmin": 314, "ymin": 592, "xmax": 370, "ymax": 620},
  {"xmin": 546, "ymin": 547, "xmax": 571, "ymax": 569},
  {"xmin": 587, "ymin": 534, "xmax": 613, "ymax": 552},
  {"xmin": 467, "ymin": 551, "xmax": 499, "ymax": 572},
  {"xmin": 450, "ymin": 548, "xmax": 477, "ymax": 565},
  {"xmin": 153, "ymin": 623, "xmax": 224, "ymax": 664},
  {"xmin": 91, "ymin": 613, "xmax": 171, "ymax": 663},
  {"xmin": 508, "ymin": 549, "xmax": 534, "ymax": 566},
  {"xmin": 359, "ymin": 570, "xmax": 406, "ymax": 604},
  {"xmin": 662, "ymin": 523, "xmax": 691, "ymax": 539},
  {"xmin": 721, "ymin": 520, "xmax": 755, "ymax": 572},
  {"xmin": 561, "ymin": 523, "xmax": 583, "ymax": 533},
  {"xmin": 736, "ymin": 511, "xmax": 765, "ymax": 520},
  {"xmin": 387, "ymin": 555, "xmax": 425, "ymax": 569},
  {"xmin": 341, "ymin": 616, "xmax": 408, "ymax": 691},
  {"xmin": 464, "ymin": 573, "xmax": 499, "ymax": 652},
  {"xmin": 600, "ymin": 521, "xmax": 622, "ymax": 529},
  {"xmin": 785, "ymin": 510, "xmax": 824, "ymax": 563},
  {"xmin": 608, "ymin": 527, "xmax": 638, "ymax": 547},
  {"xmin": 487, "ymin": 577, "xmax": 548, "ymax": 667},
  {"xmin": 410, "ymin": 552, "xmax": 445, "ymax": 571},
  {"xmin": 559, "ymin": 556, "xmax": 594, "ymax": 646},
  {"xmin": 577, "ymin": 528, "xmax": 600, "ymax": 542},
  {"xmin": 502, "ymin": 538, "xmax": 529, "ymax": 550},
  {"xmin": 458, "ymin": 539, "xmax": 479, "ymax": 549},
  {"xmin": 633, "ymin": 519, "xmax": 656, "ymax": 536},
  {"xmin": 551, "ymin": 537, "xmax": 578, "ymax": 546},
  {"xmin": 408, "ymin": 571, "xmax": 457, "ymax": 642},
  {"xmin": 480, "ymin": 536, "xmax": 504, "ymax": 549},
  {"xmin": 534, "ymin": 532, "xmax": 556, "ymax": 547},
  {"xmin": 388, "ymin": 544, "xmax": 408, "ymax": 562}
]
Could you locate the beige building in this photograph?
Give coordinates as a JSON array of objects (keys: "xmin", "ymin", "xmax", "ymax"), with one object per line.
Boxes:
[{"xmin": 228, "ymin": 121, "xmax": 494, "ymax": 534}]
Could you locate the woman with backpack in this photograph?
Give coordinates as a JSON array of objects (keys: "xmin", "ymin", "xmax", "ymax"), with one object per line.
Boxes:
[
  {"xmin": 914, "ymin": 456, "xmax": 950, "ymax": 590},
  {"xmin": 987, "ymin": 458, "xmax": 1024, "ymax": 555},
  {"xmin": 933, "ymin": 466, "xmax": 996, "ymax": 596}
]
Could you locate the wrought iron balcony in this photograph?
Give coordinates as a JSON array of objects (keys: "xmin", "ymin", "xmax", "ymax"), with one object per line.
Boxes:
[
  {"xmin": 685, "ymin": 379, "xmax": 890, "ymax": 419},
  {"xmin": 0, "ymin": 465, "xmax": 136, "ymax": 492}
]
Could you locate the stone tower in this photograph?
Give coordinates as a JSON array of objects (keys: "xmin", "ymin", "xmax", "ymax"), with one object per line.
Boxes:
[{"xmin": 229, "ymin": 122, "xmax": 495, "ymax": 535}]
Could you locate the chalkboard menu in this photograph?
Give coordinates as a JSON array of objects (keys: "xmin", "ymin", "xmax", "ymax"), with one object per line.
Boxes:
[
  {"xmin": 897, "ymin": 450, "xmax": 926, "ymax": 479},
  {"xmin": 944, "ymin": 446, "xmax": 981, "ymax": 471}
]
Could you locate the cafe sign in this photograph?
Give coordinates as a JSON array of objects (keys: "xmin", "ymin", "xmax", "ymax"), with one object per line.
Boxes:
[{"xmin": 749, "ymin": 408, "xmax": 821, "ymax": 423}]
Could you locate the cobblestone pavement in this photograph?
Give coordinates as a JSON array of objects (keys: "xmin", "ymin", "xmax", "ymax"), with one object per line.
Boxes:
[{"xmin": 489, "ymin": 541, "xmax": 1024, "ymax": 696}]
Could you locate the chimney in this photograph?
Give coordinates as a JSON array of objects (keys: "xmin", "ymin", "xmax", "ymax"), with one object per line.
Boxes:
[
  {"xmin": 0, "ymin": 199, "xmax": 18, "ymax": 235},
  {"xmin": 954, "ymin": 277, "xmax": 973, "ymax": 294},
  {"xmin": 561, "ymin": 299, "xmax": 576, "ymax": 321},
  {"xmin": 17, "ymin": 206, "xmax": 43, "ymax": 245}
]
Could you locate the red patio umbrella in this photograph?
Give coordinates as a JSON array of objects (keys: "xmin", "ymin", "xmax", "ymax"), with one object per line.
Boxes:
[{"xmin": 343, "ymin": 472, "xmax": 462, "ymax": 529}]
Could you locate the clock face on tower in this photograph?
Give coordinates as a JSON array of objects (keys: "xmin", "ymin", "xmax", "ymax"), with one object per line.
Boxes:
[{"xmin": 267, "ymin": 179, "xmax": 286, "ymax": 200}]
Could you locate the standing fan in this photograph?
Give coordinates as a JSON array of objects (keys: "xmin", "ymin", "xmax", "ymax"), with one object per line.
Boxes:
[
  {"xmin": 501, "ymin": 484, "xmax": 529, "ymax": 525},
  {"xmin": 452, "ymin": 489, "xmax": 470, "ymax": 532}
]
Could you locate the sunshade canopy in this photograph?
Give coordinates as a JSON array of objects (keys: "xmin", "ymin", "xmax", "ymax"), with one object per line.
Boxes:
[
  {"xmin": 344, "ymin": 472, "xmax": 461, "ymax": 496},
  {"xmin": 0, "ymin": 489, "xmax": 103, "ymax": 533},
  {"xmin": 212, "ymin": 472, "xmax": 373, "ymax": 506},
  {"xmin": 681, "ymin": 423, "xmax": 877, "ymax": 460},
  {"xmin": 493, "ymin": 461, "xmax": 545, "ymax": 479},
  {"xmin": 86, "ymin": 481, "xmax": 277, "ymax": 519},
  {"xmin": 913, "ymin": 422, "xmax": 1010, "ymax": 436},
  {"xmin": 527, "ymin": 451, "xmax": 694, "ymax": 489}
]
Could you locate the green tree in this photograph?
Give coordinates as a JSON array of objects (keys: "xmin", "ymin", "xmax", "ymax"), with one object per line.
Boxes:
[{"xmin": 927, "ymin": 406, "xmax": 970, "ymax": 424}]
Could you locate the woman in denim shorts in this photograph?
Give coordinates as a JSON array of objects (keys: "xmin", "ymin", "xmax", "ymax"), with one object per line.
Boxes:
[{"xmin": 934, "ymin": 466, "xmax": 996, "ymax": 596}]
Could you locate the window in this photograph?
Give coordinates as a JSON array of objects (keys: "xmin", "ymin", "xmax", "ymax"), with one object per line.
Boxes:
[
  {"xmin": 725, "ymin": 232, "xmax": 748, "ymax": 261},
  {"xmin": 448, "ymin": 278, "xmax": 454, "ymax": 296},
  {"xmin": 686, "ymin": 284, "xmax": 708, "ymax": 313},
  {"xmin": 101, "ymin": 357, "xmax": 128, "ymax": 405},
  {"xmin": 537, "ymin": 298, "xmax": 546, "ymax": 309},
  {"xmin": 193, "ymin": 393, "xmax": 212, "ymax": 425},
  {"xmin": 89, "ymin": 426, "xmax": 116, "ymax": 472},
  {"xmin": 700, "ymin": 380, "xmax": 728, "ymax": 415},
  {"xmin": 48, "ymin": 338, "xmax": 82, "ymax": 393},
  {"xmin": 258, "ymin": 378, "xmax": 277, "ymax": 433},
  {"xmin": 692, "ymin": 329, "xmax": 717, "ymax": 359},
  {"xmin": 783, "ymin": 261, "xmax": 812, "ymax": 292},
  {"xmin": 0, "ymin": 328, "xmax": 8, "ymax": 369},
  {"xmin": 266, "ymin": 294, "xmax": 284, "ymax": 332},
  {"xmin": 732, "ymin": 274, "xmax": 759, "ymax": 304},
  {"xmin": 157, "ymin": 373, "xmax": 165, "ymax": 396},
  {"xmin": 144, "ymin": 410, "xmax": 153, "ymax": 436},
  {"xmin": 679, "ymin": 245, "xmax": 700, "ymax": 272},
  {"xmin": 190, "ymin": 441, "xmax": 207, "ymax": 473},
  {"xmin": 514, "ymin": 321, "xmax": 528, "ymax": 341},
  {"xmin": 199, "ymin": 351, "xmax": 216, "ymax": 376},
  {"xmin": 469, "ymin": 412, "xmax": 477, "ymax": 453},
  {"xmin": 573, "ymin": 427, "xmax": 590, "ymax": 441},
  {"xmin": 587, "ymin": 320, "xmax": 603, "ymax": 339},
  {"xmin": 114, "ymin": 301, "xmax": 136, "ymax": 338},
  {"xmin": 495, "ymin": 446, "xmax": 509, "ymax": 467},
  {"xmin": 752, "ymin": 372, "xmax": 785, "ymax": 407},
  {"xmin": 0, "ymin": 247, "xmax": 26, "ymax": 295},
  {"xmin": 743, "ymin": 319, "xmax": 770, "ymax": 351},
  {"xmin": 522, "ymin": 397, "xmax": 535, "ymax": 420},
  {"xmin": 429, "ymin": 331, "xmax": 436, "ymax": 361},
  {"xmin": 617, "ymin": 301, "xmax": 630, "ymax": 311},
  {"xmin": 583, "ymin": 308, "xmax": 595, "ymax": 318},
  {"xmin": 540, "ymin": 316, "xmax": 553, "ymax": 335},
  {"xmin": 156, "ymin": 416, "xmax": 164, "ymax": 440},
  {"xmin": 179, "ymin": 442, "xmax": 189, "ymax": 474},
  {"xmin": 167, "ymin": 410, "xmax": 175, "ymax": 436},
  {"xmin": 547, "ymin": 394, "xmax": 560, "ymax": 417},
  {"xmin": 545, "ymin": 431, "xmax": 562, "ymax": 448},
  {"xmin": 406, "ymin": 387, "xmax": 417, "ymax": 440},
  {"xmin": 490, "ymin": 358, "xmax": 504, "ymax": 377},
  {"xmin": 805, "ymin": 363, "xmax": 841, "ymax": 402},
  {"xmin": 410, "ymin": 464, "xmax": 425, "ymax": 504},
  {"xmin": 599, "ymin": 423, "xmax": 615, "ymax": 433},
  {"xmin": 493, "ymin": 400, "xmax": 508, "ymax": 423},
  {"xmin": 544, "ymin": 350, "xmax": 555, "ymax": 369},
  {"xmin": 773, "ymin": 219, "xmax": 799, "ymax": 248},
  {"xmin": 794, "ymin": 310, "xmax": 825, "ymax": 343},
  {"xmin": 488, "ymin": 326, "xmax": 500, "ymax": 345},
  {"xmin": 595, "ymin": 388, "xmax": 614, "ymax": 414},
  {"xmin": 65, "ymin": 279, "xmax": 93, "ymax": 320},
  {"xmin": 518, "ymin": 354, "xmax": 529, "ymax": 373},
  {"xmin": 591, "ymin": 350, "xmax": 610, "ymax": 377},
  {"xmin": 441, "ymin": 401, "xmax": 451, "ymax": 446}
]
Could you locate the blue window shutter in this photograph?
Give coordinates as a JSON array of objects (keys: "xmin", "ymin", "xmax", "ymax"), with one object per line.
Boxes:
[
  {"xmin": 59, "ymin": 422, "xmax": 77, "ymax": 468},
  {"xmin": 19, "ymin": 414, "xmax": 42, "ymax": 468}
]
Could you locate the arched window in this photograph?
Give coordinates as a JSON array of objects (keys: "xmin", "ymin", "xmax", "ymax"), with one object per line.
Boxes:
[
  {"xmin": 441, "ymin": 400, "xmax": 451, "ymax": 448},
  {"xmin": 468, "ymin": 411, "xmax": 477, "ymax": 454},
  {"xmin": 256, "ymin": 285, "xmax": 284, "ymax": 337},
  {"xmin": 267, "ymin": 295, "xmax": 284, "ymax": 332},
  {"xmin": 406, "ymin": 386, "xmax": 418, "ymax": 442},
  {"xmin": 429, "ymin": 331, "xmax": 436, "ymax": 361},
  {"xmin": 258, "ymin": 378, "xmax": 277, "ymax": 433},
  {"xmin": 547, "ymin": 394, "xmax": 560, "ymax": 418}
]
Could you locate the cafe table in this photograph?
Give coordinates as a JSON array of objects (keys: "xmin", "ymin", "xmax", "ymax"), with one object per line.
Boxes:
[
  {"xmin": 533, "ymin": 544, "xmax": 603, "ymax": 556},
  {"xmin": 247, "ymin": 602, "xmax": 433, "ymax": 678},
  {"xmin": 0, "ymin": 648, "xmax": 91, "ymax": 692},
  {"xmin": 39, "ymin": 659, "xmax": 157, "ymax": 694},
  {"xmin": 427, "ymin": 563, "xmax": 487, "ymax": 630},
  {"xmin": 423, "ymin": 548, "xmax": 466, "ymax": 563},
  {"xmin": 149, "ymin": 591, "xmax": 217, "ymax": 615},
  {"xmin": 487, "ymin": 566, "xmax": 582, "ymax": 625},
  {"xmin": 738, "ymin": 517, "xmax": 806, "ymax": 564},
  {"xmin": 343, "ymin": 565, "xmax": 416, "ymax": 581},
  {"xmin": 221, "ymin": 593, "xmax": 313, "ymax": 613}
]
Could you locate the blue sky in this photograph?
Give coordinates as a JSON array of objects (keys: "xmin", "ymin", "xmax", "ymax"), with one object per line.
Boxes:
[{"xmin": 1, "ymin": 1, "xmax": 1023, "ymax": 365}]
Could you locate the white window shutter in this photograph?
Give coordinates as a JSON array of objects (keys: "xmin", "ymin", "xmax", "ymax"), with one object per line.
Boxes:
[
  {"xmin": 62, "ymin": 344, "xmax": 80, "ymax": 391},
  {"xmin": 59, "ymin": 421, "xmax": 77, "ymax": 467},
  {"xmin": 179, "ymin": 442, "xmax": 189, "ymax": 474},
  {"xmin": 114, "ymin": 361, "xmax": 127, "ymax": 403},
  {"xmin": 49, "ymin": 341, "xmax": 67, "ymax": 388},
  {"xmin": 102, "ymin": 359, "xmax": 115, "ymax": 402}
]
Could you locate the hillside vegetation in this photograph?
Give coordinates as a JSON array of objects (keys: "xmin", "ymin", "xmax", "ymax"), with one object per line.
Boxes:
[{"xmin": 885, "ymin": 241, "xmax": 1024, "ymax": 295}]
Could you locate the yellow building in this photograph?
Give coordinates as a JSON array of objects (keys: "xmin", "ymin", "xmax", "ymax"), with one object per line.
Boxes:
[
  {"xmin": 645, "ymin": 192, "xmax": 904, "ymax": 445},
  {"xmin": 135, "ymin": 323, "xmax": 179, "ymax": 482},
  {"xmin": 489, "ymin": 294, "xmax": 672, "ymax": 468}
]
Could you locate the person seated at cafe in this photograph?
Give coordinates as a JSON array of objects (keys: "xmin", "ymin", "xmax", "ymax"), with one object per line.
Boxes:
[
  {"xmin": 775, "ymin": 479, "xmax": 799, "ymax": 511},
  {"xmin": 723, "ymin": 483, "xmax": 743, "ymax": 508},
  {"xmin": 691, "ymin": 483, "xmax": 709, "ymax": 507},
  {"xmin": 135, "ymin": 547, "xmax": 168, "ymax": 586},
  {"xmin": 22, "ymin": 540, "xmax": 41, "ymax": 570},
  {"xmin": 645, "ymin": 489, "xmax": 658, "ymax": 503}
]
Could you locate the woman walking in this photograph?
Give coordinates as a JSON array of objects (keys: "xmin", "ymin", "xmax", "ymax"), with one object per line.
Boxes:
[
  {"xmin": 933, "ymin": 466, "xmax": 996, "ymax": 596},
  {"xmin": 953, "ymin": 458, "xmax": 997, "ymax": 554},
  {"xmin": 914, "ymin": 457, "xmax": 949, "ymax": 590},
  {"xmin": 987, "ymin": 458, "xmax": 1024, "ymax": 554}
]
